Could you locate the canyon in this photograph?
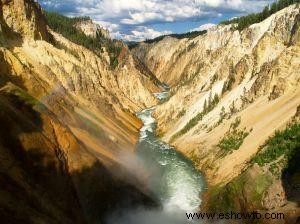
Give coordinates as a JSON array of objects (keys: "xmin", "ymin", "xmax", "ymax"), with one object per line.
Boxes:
[
  {"xmin": 133, "ymin": 3, "xmax": 300, "ymax": 223},
  {"xmin": 0, "ymin": 0, "xmax": 299, "ymax": 224}
]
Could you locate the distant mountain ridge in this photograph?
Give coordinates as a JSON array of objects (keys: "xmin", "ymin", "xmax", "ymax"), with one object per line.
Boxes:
[{"xmin": 134, "ymin": 0, "xmax": 300, "ymax": 45}]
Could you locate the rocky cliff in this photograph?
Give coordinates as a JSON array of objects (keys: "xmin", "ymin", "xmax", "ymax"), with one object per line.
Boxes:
[
  {"xmin": 0, "ymin": 0, "xmax": 159, "ymax": 223},
  {"xmin": 133, "ymin": 4, "xmax": 300, "ymax": 222},
  {"xmin": 75, "ymin": 19, "xmax": 110, "ymax": 39},
  {"xmin": 1, "ymin": 0, "xmax": 49, "ymax": 40}
]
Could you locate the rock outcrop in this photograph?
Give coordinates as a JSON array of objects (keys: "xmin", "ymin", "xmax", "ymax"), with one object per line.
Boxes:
[
  {"xmin": 74, "ymin": 19, "xmax": 110, "ymax": 39},
  {"xmin": 1, "ymin": 0, "xmax": 50, "ymax": 40}
]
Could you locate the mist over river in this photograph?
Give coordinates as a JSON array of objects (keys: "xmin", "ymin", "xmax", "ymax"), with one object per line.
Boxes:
[{"xmin": 106, "ymin": 90, "xmax": 206, "ymax": 224}]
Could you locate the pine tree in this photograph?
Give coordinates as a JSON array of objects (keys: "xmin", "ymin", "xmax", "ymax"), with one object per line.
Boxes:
[
  {"xmin": 262, "ymin": 6, "xmax": 270, "ymax": 19},
  {"xmin": 203, "ymin": 99, "xmax": 207, "ymax": 113},
  {"xmin": 220, "ymin": 106, "xmax": 226, "ymax": 118},
  {"xmin": 221, "ymin": 0, "xmax": 300, "ymax": 31},
  {"xmin": 213, "ymin": 94, "xmax": 220, "ymax": 105},
  {"xmin": 230, "ymin": 101, "xmax": 236, "ymax": 114},
  {"xmin": 208, "ymin": 92, "xmax": 212, "ymax": 105}
]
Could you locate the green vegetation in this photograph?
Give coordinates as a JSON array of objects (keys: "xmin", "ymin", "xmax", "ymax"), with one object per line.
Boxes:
[
  {"xmin": 44, "ymin": 12, "xmax": 102, "ymax": 50},
  {"xmin": 207, "ymin": 172, "xmax": 272, "ymax": 214},
  {"xmin": 217, "ymin": 129, "xmax": 249, "ymax": 154},
  {"xmin": 107, "ymin": 44, "xmax": 122, "ymax": 69},
  {"xmin": 176, "ymin": 62, "xmax": 203, "ymax": 89},
  {"xmin": 176, "ymin": 41, "xmax": 198, "ymax": 59},
  {"xmin": 220, "ymin": 0, "xmax": 300, "ymax": 31},
  {"xmin": 217, "ymin": 117, "xmax": 249, "ymax": 155},
  {"xmin": 144, "ymin": 30, "xmax": 207, "ymax": 44},
  {"xmin": 171, "ymin": 92, "xmax": 220, "ymax": 141},
  {"xmin": 15, "ymin": 90, "xmax": 41, "ymax": 107},
  {"xmin": 210, "ymin": 74, "xmax": 218, "ymax": 85},
  {"xmin": 251, "ymin": 123, "xmax": 300, "ymax": 167},
  {"xmin": 0, "ymin": 31, "xmax": 5, "ymax": 45},
  {"xmin": 207, "ymin": 122, "xmax": 300, "ymax": 215},
  {"xmin": 222, "ymin": 74, "xmax": 236, "ymax": 94},
  {"xmin": 217, "ymin": 106, "xmax": 228, "ymax": 125},
  {"xmin": 229, "ymin": 100, "xmax": 238, "ymax": 114},
  {"xmin": 189, "ymin": 150, "xmax": 201, "ymax": 165},
  {"xmin": 157, "ymin": 131, "xmax": 165, "ymax": 138},
  {"xmin": 44, "ymin": 11, "xmax": 122, "ymax": 69},
  {"xmin": 54, "ymin": 41, "xmax": 80, "ymax": 59},
  {"xmin": 206, "ymin": 111, "xmax": 228, "ymax": 133},
  {"xmin": 178, "ymin": 71, "xmax": 199, "ymax": 87},
  {"xmin": 171, "ymin": 30, "xmax": 208, "ymax": 39},
  {"xmin": 230, "ymin": 116, "xmax": 241, "ymax": 130},
  {"xmin": 176, "ymin": 109, "xmax": 186, "ymax": 119},
  {"xmin": 2, "ymin": 84, "xmax": 42, "ymax": 107},
  {"xmin": 269, "ymin": 160, "xmax": 286, "ymax": 177},
  {"xmin": 186, "ymin": 41, "xmax": 197, "ymax": 51}
]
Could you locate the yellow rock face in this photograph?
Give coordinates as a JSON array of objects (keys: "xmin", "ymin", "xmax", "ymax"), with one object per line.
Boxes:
[
  {"xmin": 0, "ymin": 0, "xmax": 159, "ymax": 222},
  {"xmin": 1, "ymin": 0, "xmax": 50, "ymax": 40},
  {"xmin": 133, "ymin": 4, "xmax": 300, "ymax": 185}
]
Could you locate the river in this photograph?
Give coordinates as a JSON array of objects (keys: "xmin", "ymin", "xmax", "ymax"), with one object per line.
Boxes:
[{"xmin": 108, "ymin": 89, "xmax": 206, "ymax": 224}]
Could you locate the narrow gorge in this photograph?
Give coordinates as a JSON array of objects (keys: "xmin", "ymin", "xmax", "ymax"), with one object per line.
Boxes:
[
  {"xmin": 132, "ymin": 3, "xmax": 300, "ymax": 223},
  {"xmin": 106, "ymin": 88, "xmax": 205, "ymax": 224},
  {"xmin": 0, "ymin": 0, "xmax": 299, "ymax": 224}
]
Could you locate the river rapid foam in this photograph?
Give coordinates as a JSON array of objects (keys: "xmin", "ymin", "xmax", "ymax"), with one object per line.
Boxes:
[{"xmin": 106, "ymin": 90, "xmax": 205, "ymax": 224}]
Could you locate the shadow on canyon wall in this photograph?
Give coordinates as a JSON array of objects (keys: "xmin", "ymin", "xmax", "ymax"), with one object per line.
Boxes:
[
  {"xmin": 0, "ymin": 91, "xmax": 156, "ymax": 224},
  {"xmin": 282, "ymin": 146, "xmax": 300, "ymax": 207},
  {"xmin": 0, "ymin": 91, "xmax": 85, "ymax": 223},
  {"xmin": 0, "ymin": 51, "xmax": 27, "ymax": 90}
]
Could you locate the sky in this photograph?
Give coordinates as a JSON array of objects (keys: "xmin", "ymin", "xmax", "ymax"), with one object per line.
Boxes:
[{"xmin": 38, "ymin": 0, "xmax": 275, "ymax": 42}]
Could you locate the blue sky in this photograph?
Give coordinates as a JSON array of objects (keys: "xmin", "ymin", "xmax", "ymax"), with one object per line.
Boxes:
[{"xmin": 38, "ymin": 0, "xmax": 275, "ymax": 41}]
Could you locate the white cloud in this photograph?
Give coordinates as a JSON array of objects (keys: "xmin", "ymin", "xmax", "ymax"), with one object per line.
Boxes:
[
  {"xmin": 191, "ymin": 23, "xmax": 216, "ymax": 32},
  {"xmin": 202, "ymin": 0, "xmax": 225, "ymax": 7},
  {"xmin": 39, "ymin": 0, "xmax": 274, "ymax": 41},
  {"xmin": 121, "ymin": 12, "xmax": 164, "ymax": 25},
  {"xmin": 94, "ymin": 21, "xmax": 120, "ymax": 32},
  {"xmin": 116, "ymin": 26, "xmax": 172, "ymax": 42}
]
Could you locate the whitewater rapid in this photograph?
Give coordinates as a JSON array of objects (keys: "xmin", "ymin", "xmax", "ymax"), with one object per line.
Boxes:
[
  {"xmin": 107, "ymin": 89, "xmax": 205, "ymax": 224},
  {"xmin": 136, "ymin": 106, "xmax": 205, "ymax": 212}
]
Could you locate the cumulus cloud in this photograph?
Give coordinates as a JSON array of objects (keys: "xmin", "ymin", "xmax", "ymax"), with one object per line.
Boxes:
[
  {"xmin": 116, "ymin": 26, "xmax": 172, "ymax": 42},
  {"xmin": 39, "ymin": 0, "xmax": 274, "ymax": 41},
  {"xmin": 191, "ymin": 23, "xmax": 216, "ymax": 32}
]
